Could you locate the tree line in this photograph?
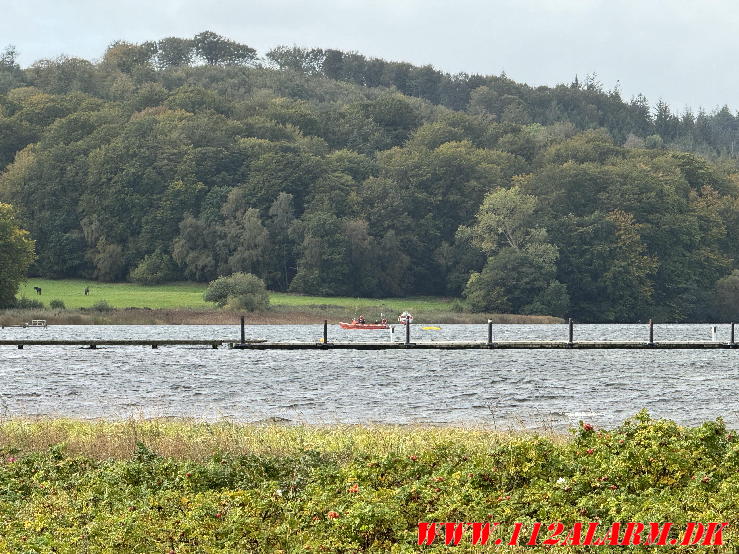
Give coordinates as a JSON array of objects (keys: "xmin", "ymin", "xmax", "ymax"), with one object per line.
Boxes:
[{"xmin": 0, "ymin": 32, "xmax": 738, "ymax": 321}]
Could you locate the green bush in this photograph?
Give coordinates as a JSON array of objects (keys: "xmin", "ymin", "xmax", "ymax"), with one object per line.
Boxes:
[
  {"xmin": 49, "ymin": 299, "xmax": 66, "ymax": 310},
  {"xmin": 90, "ymin": 300, "xmax": 113, "ymax": 311},
  {"xmin": 204, "ymin": 272, "xmax": 269, "ymax": 311},
  {"xmin": 12, "ymin": 297, "xmax": 44, "ymax": 309}
]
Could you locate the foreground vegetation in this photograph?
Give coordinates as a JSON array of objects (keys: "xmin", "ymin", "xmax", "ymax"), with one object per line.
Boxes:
[
  {"xmin": 1, "ymin": 34, "xmax": 738, "ymax": 322},
  {"xmin": 0, "ymin": 413, "xmax": 737, "ymax": 552}
]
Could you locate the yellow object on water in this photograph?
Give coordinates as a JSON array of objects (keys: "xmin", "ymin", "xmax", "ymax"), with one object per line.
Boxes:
[{"xmin": 422, "ymin": 326, "xmax": 441, "ymax": 330}]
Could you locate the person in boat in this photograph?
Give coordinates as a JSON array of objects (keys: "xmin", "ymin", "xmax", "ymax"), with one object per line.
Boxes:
[
  {"xmin": 381, "ymin": 317, "xmax": 388, "ymax": 324},
  {"xmin": 358, "ymin": 315, "xmax": 366, "ymax": 324}
]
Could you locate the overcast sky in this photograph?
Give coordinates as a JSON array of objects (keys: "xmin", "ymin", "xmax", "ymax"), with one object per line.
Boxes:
[{"xmin": 2, "ymin": 0, "xmax": 737, "ymax": 112}]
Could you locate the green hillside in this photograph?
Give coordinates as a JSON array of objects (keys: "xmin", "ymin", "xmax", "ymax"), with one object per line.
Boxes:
[{"xmin": 1, "ymin": 33, "xmax": 738, "ymax": 322}]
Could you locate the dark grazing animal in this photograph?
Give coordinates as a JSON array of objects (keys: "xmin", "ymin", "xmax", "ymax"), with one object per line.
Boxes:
[
  {"xmin": 33, "ymin": 287, "xmax": 42, "ymax": 295},
  {"xmin": 84, "ymin": 287, "xmax": 90, "ymax": 296}
]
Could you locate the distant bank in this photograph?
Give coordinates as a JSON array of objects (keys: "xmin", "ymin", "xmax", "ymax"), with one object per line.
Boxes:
[{"xmin": 3, "ymin": 279, "xmax": 561, "ymax": 325}]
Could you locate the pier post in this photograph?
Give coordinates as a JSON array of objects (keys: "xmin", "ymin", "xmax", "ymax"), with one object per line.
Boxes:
[
  {"xmin": 568, "ymin": 318, "xmax": 573, "ymax": 346},
  {"xmin": 487, "ymin": 319, "xmax": 493, "ymax": 346},
  {"xmin": 323, "ymin": 320, "xmax": 328, "ymax": 344},
  {"xmin": 405, "ymin": 320, "xmax": 411, "ymax": 346},
  {"xmin": 731, "ymin": 322, "xmax": 735, "ymax": 346},
  {"xmin": 649, "ymin": 319, "xmax": 654, "ymax": 346},
  {"xmin": 240, "ymin": 316, "xmax": 245, "ymax": 344}
]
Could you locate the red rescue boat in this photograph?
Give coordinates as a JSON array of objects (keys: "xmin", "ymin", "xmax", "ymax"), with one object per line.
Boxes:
[
  {"xmin": 339, "ymin": 315, "xmax": 390, "ymax": 330},
  {"xmin": 339, "ymin": 321, "xmax": 390, "ymax": 330}
]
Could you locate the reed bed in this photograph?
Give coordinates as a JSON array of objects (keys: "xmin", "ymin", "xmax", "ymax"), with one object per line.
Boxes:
[{"xmin": 0, "ymin": 306, "xmax": 561, "ymax": 326}]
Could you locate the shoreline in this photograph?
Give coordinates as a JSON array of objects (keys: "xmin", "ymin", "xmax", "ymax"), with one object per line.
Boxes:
[
  {"xmin": 0, "ymin": 414, "xmax": 720, "ymax": 458},
  {"xmin": 0, "ymin": 307, "xmax": 563, "ymax": 326}
]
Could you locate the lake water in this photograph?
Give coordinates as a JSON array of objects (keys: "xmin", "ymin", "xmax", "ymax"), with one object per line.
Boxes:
[{"xmin": 0, "ymin": 324, "xmax": 737, "ymax": 429}]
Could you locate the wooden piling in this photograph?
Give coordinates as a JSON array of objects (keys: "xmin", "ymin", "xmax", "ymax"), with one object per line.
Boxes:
[
  {"xmin": 487, "ymin": 319, "xmax": 493, "ymax": 346},
  {"xmin": 240, "ymin": 316, "xmax": 245, "ymax": 344},
  {"xmin": 405, "ymin": 321, "xmax": 411, "ymax": 346},
  {"xmin": 731, "ymin": 322, "xmax": 735, "ymax": 346},
  {"xmin": 323, "ymin": 320, "xmax": 328, "ymax": 344},
  {"xmin": 649, "ymin": 319, "xmax": 654, "ymax": 346},
  {"xmin": 568, "ymin": 318, "xmax": 573, "ymax": 346}
]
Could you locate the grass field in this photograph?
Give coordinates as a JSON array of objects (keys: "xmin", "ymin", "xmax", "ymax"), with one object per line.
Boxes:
[
  {"xmin": 20, "ymin": 279, "xmax": 209, "ymax": 309},
  {"xmin": 9, "ymin": 279, "xmax": 560, "ymax": 325},
  {"xmin": 18, "ymin": 278, "xmax": 455, "ymax": 312},
  {"xmin": 0, "ymin": 414, "xmax": 736, "ymax": 551}
]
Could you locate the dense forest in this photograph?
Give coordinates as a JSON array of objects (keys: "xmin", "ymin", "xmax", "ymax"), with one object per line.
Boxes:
[{"xmin": 1, "ymin": 32, "xmax": 738, "ymax": 322}]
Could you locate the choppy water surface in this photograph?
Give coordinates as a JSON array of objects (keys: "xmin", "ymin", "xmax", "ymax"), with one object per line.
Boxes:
[{"xmin": 0, "ymin": 324, "xmax": 737, "ymax": 429}]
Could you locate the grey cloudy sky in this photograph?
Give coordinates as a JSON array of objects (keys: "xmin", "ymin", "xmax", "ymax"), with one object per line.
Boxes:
[{"xmin": 1, "ymin": 0, "xmax": 737, "ymax": 112}]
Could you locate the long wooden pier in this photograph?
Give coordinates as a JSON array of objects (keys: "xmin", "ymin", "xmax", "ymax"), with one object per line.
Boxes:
[
  {"xmin": 1, "ymin": 340, "xmax": 258, "ymax": 349},
  {"xmin": 1, "ymin": 340, "xmax": 736, "ymax": 350},
  {"xmin": 231, "ymin": 341, "xmax": 738, "ymax": 350},
  {"xmin": 230, "ymin": 318, "xmax": 737, "ymax": 350},
  {"xmin": 0, "ymin": 319, "xmax": 735, "ymax": 350}
]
